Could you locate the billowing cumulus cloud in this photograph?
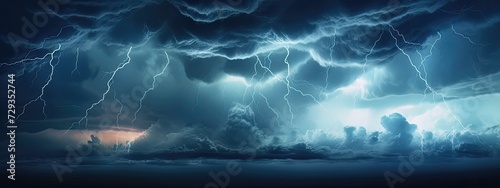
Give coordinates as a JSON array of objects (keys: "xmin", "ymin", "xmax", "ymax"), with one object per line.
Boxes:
[
  {"xmin": 342, "ymin": 126, "xmax": 367, "ymax": 148},
  {"xmin": 222, "ymin": 103, "xmax": 264, "ymax": 148},
  {"xmin": 380, "ymin": 113, "xmax": 417, "ymax": 151}
]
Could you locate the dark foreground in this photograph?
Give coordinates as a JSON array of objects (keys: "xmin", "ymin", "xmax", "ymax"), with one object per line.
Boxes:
[{"xmin": 4, "ymin": 157, "xmax": 500, "ymax": 188}]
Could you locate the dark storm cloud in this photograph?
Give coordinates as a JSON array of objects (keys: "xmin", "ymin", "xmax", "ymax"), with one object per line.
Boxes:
[
  {"xmin": 368, "ymin": 131, "xmax": 380, "ymax": 144},
  {"xmin": 3, "ymin": 0, "xmax": 500, "ymax": 96},
  {"xmin": 94, "ymin": 0, "xmax": 500, "ymax": 98},
  {"xmin": 256, "ymin": 143, "xmax": 330, "ymax": 159},
  {"xmin": 182, "ymin": 56, "xmax": 226, "ymax": 82},
  {"xmin": 418, "ymin": 127, "xmax": 500, "ymax": 158},
  {"xmin": 380, "ymin": 113, "xmax": 417, "ymax": 151},
  {"xmin": 131, "ymin": 119, "xmax": 240, "ymax": 154},
  {"xmin": 222, "ymin": 103, "xmax": 264, "ymax": 147},
  {"xmin": 167, "ymin": 0, "xmax": 263, "ymax": 23},
  {"xmin": 366, "ymin": 22, "xmax": 500, "ymax": 97},
  {"xmin": 342, "ymin": 126, "xmax": 367, "ymax": 148},
  {"xmin": 293, "ymin": 58, "xmax": 362, "ymax": 91}
]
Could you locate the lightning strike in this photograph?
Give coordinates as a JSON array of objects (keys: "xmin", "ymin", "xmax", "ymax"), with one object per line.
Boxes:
[
  {"xmin": 17, "ymin": 44, "xmax": 62, "ymax": 120},
  {"xmin": 113, "ymin": 87, "xmax": 124, "ymax": 148},
  {"xmin": 283, "ymin": 46, "xmax": 294, "ymax": 125},
  {"xmin": 71, "ymin": 47, "xmax": 81, "ymax": 77},
  {"xmin": 353, "ymin": 31, "xmax": 385, "ymax": 107},
  {"xmin": 66, "ymin": 46, "xmax": 133, "ymax": 134},
  {"xmin": 131, "ymin": 51, "xmax": 171, "ymax": 126},
  {"xmin": 388, "ymin": 25, "xmax": 484, "ymax": 152},
  {"xmin": 259, "ymin": 92, "xmax": 280, "ymax": 127}
]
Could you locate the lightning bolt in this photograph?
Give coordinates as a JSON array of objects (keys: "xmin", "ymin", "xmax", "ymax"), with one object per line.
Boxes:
[
  {"xmin": 22, "ymin": 26, "xmax": 71, "ymax": 59},
  {"xmin": 0, "ymin": 25, "xmax": 70, "ymax": 70},
  {"xmin": 353, "ymin": 31, "xmax": 385, "ymax": 107},
  {"xmin": 71, "ymin": 47, "xmax": 81, "ymax": 77},
  {"xmin": 66, "ymin": 46, "xmax": 133, "ymax": 134},
  {"xmin": 450, "ymin": 25, "xmax": 488, "ymax": 47},
  {"xmin": 253, "ymin": 52, "xmax": 294, "ymax": 126},
  {"xmin": 28, "ymin": 62, "xmax": 44, "ymax": 89},
  {"xmin": 242, "ymin": 55, "xmax": 262, "ymax": 114},
  {"xmin": 17, "ymin": 44, "xmax": 62, "ymax": 120},
  {"xmin": 252, "ymin": 52, "xmax": 276, "ymax": 115},
  {"xmin": 131, "ymin": 51, "xmax": 171, "ymax": 126},
  {"xmin": 439, "ymin": 3, "xmax": 492, "ymax": 21},
  {"xmin": 414, "ymin": 33, "xmax": 442, "ymax": 154},
  {"xmin": 242, "ymin": 56, "xmax": 259, "ymax": 100},
  {"xmin": 259, "ymin": 92, "xmax": 280, "ymax": 127},
  {"xmin": 322, "ymin": 29, "xmax": 337, "ymax": 99},
  {"xmin": 192, "ymin": 65, "xmax": 217, "ymax": 112},
  {"xmin": 417, "ymin": 32, "xmax": 442, "ymax": 110},
  {"xmin": 254, "ymin": 49, "xmax": 332, "ymax": 127},
  {"xmin": 323, "ymin": 66, "xmax": 331, "ymax": 100},
  {"xmin": 291, "ymin": 75, "xmax": 323, "ymax": 91},
  {"xmin": 450, "ymin": 24, "xmax": 488, "ymax": 75},
  {"xmin": 283, "ymin": 46, "xmax": 294, "ymax": 125},
  {"xmin": 192, "ymin": 85, "xmax": 202, "ymax": 112},
  {"xmin": 1, "ymin": 45, "xmax": 58, "ymax": 71},
  {"xmin": 113, "ymin": 87, "xmax": 124, "ymax": 149},
  {"xmin": 388, "ymin": 25, "xmax": 484, "ymax": 153},
  {"xmin": 242, "ymin": 55, "xmax": 274, "ymax": 116}
]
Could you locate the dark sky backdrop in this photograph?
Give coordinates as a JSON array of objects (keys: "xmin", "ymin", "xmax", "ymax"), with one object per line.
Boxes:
[{"xmin": 1, "ymin": 0, "xmax": 500, "ymax": 187}]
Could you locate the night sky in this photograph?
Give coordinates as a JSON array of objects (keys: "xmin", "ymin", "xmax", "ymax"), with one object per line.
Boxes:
[{"xmin": 1, "ymin": 0, "xmax": 500, "ymax": 187}]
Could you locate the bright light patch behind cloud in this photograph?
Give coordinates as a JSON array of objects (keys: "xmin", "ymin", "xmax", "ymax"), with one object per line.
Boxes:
[{"xmin": 224, "ymin": 75, "xmax": 251, "ymax": 87}]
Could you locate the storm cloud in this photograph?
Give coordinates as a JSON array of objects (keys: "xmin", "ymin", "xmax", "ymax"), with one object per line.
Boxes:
[{"xmin": 1, "ymin": 0, "xmax": 499, "ymax": 163}]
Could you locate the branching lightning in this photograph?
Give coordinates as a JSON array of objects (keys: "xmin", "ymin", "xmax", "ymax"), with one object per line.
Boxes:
[
  {"xmin": 416, "ymin": 32, "xmax": 442, "ymax": 109},
  {"xmin": 450, "ymin": 24, "xmax": 488, "ymax": 75},
  {"xmin": 450, "ymin": 25, "xmax": 488, "ymax": 47},
  {"xmin": 113, "ymin": 87, "xmax": 124, "ymax": 148},
  {"xmin": 388, "ymin": 25, "xmax": 484, "ymax": 152},
  {"xmin": 259, "ymin": 92, "xmax": 280, "ymax": 127},
  {"xmin": 322, "ymin": 29, "xmax": 337, "ymax": 99},
  {"xmin": 283, "ymin": 46, "xmax": 294, "ymax": 125},
  {"xmin": 131, "ymin": 51, "xmax": 171, "ymax": 126},
  {"xmin": 250, "ymin": 47, "xmax": 333, "ymax": 127},
  {"xmin": 192, "ymin": 84, "xmax": 202, "ymax": 112},
  {"xmin": 66, "ymin": 46, "xmax": 133, "ymax": 134},
  {"xmin": 17, "ymin": 44, "xmax": 62, "ymax": 120},
  {"xmin": 353, "ymin": 31, "xmax": 385, "ymax": 107},
  {"xmin": 71, "ymin": 47, "xmax": 81, "ymax": 77}
]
